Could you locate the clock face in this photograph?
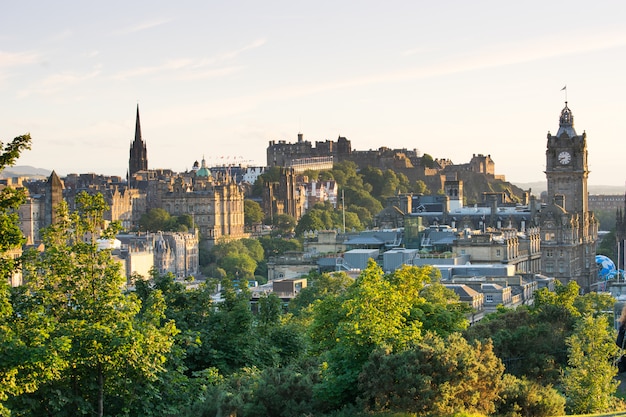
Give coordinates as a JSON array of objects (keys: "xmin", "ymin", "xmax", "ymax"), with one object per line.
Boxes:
[{"xmin": 558, "ymin": 151, "xmax": 571, "ymax": 165}]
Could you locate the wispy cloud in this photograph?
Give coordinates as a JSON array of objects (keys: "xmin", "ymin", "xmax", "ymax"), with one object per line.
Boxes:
[
  {"xmin": 0, "ymin": 51, "xmax": 39, "ymax": 68},
  {"xmin": 112, "ymin": 38, "xmax": 266, "ymax": 81},
  {"xmin": 113, "ymin": 59, "xmax": 195, "ymax": 79},
  {"xmin": 214, "ymin": 38, "xmax": 267, "ymax": 62},
  {"xmin": 262, "ymin": 29, "xmax": 626, "ymax": 101},
  {"xmin": 17, "ymin": 68, "xmax": 101, "ymax": 98},
  {"xmin": 113, "ymin": 18, "xmax": 171, "ymax": 35}
]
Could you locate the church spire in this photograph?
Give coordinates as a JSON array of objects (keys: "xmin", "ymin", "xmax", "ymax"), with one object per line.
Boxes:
[
  {"xmin": 134, "ymin": 104, "xmax": 142, "ymax": 143},
  {"xmin": 129, "ymin": 105, "xmax": 148, "ymax": 181}
]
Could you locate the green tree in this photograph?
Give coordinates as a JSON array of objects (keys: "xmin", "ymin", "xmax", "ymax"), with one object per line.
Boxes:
[
  {"xmin": 561, "ymin": 313, "xmax": 620, "ymax": 414},
  {"xmin": 413, "ymin": 179, "xmax": 429, "ymax": 194},
  {"xmin": 0, "ymin": 134, "xmax": 31, "ymax": 274},
  {"xmin": 310, "ymin": 262, "xmax": 460, "ymax": 409},
  {"xmin": 0, "ymin": 134, "xmax": 68, "ymax": 417},
  {"xmin": 272, "ymin": 213, "xmax": 296, "ymax": 236},
  {"xmin": 139, "ymin": 207, "xmax": 172, "ymax": 231},
  {"xmin": 464, "ymin": 305, "xmax": 574, "ymax": 384},
  {"xmin": 421, "ymin": 153, "xmax": 435, "ymax": 168},
  {"xmin": 220, "ymin": 252, "xmax": 257, "ymax": 279},
  {"xmin": 16, "ymin": 193, "xmax": 177, "ymax": 417},
  {"xmin": 202, "ymin": 279, "xmax": 258, "ymax": 374},
  {"xmin": 244, "ymin": 199, "xmax": 264, "ymax": 227},
  {"xmin": 295, "ymin": 210, "xmax": 326, "ymax": 236},
  {"xmin": 289, "ymin": 271, "xmax": 354, "ymax": 316},
  {"xmin": 358, "ymin": 332, "xmax": 505, "ymax": 416},
  {"xmin": 241, "ymin": 238, "xmax": 264, "ymax": 262},
  {"xmin": 258, "ymin": 236, "xmax": 302, "ymax": 258}
]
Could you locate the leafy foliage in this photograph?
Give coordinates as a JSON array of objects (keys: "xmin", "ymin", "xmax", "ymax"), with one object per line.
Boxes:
[
  {"xmin": 244, "ymin": 199, "xmax": 264, "ymax": 227},
  {"xmin": 139, "ymin": 208, "xmax": 195, "ymax": 232},
  {"xmin": 13, "ymin": 193, "xmax": 177, "ymax": 417},
  {"xmin": 358, "ymin": 332, "xmax": 505, "ymax": 416},
  {"xmin": 495, "ymin": 374, "xmax": 565, "ymax": 417},
  {"xmin": 561, "ymin": 314, "xmax": 620, "ymax": 414},
  {"xmin": 310, "ymin": 262, "xmax": 468, "ymax": 410}
]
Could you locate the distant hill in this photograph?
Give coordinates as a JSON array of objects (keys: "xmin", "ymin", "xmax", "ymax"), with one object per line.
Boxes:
[
  {"xmin": 514, "ymin": 181, "xmax": 624, "ymax": 196},
  {"xmin": 0, "ymin": 165, "xmax": 51, "ymax": 180}
]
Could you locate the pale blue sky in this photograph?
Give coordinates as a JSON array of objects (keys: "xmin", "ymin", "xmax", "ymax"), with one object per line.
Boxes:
[{"xmin": 2, "ymin": 1, "xmax": 626, "ymax": 186}]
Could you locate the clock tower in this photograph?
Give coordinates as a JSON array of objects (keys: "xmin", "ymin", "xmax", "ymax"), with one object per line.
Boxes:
[
  {"xmin": 539, "ymin": 102, "xmax": 598, "ymax": 290},
  {"xmin": 545, "ymin": 102, "xmax": 588, "ymax": 215}
]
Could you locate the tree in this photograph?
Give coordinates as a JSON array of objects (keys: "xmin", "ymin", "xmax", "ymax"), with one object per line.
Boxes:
[
  {"xmin": 244, "ymin": 199, "xmax": 264, "ymax": 227},
  {"xmin": 358, "ymin": 332, "xmax": 505, "ymax": 416},
  {"xmin": 289, "ymin": 271, "xmax": 354, "ymax": 316},
  {"xmin": 310, "ymin": 263, "xmax": 462, "ymax": 410},
  {"xmin": 421, "ymin": 153, "xmax": 435, "ymax": 168},
  {"xmin": 464, "ymin": 306, "xmax": 573, "ymax": 384},
  {"xmin": 0, "ymin": 134, "xmax": 31, "ymax": 276},
  {"xmin": 272, "ymin": 213, "xmax": 296, "ymax": 236},
  {"xmin": 561, "ymin": 313, "xmax": 620, "ymax": 414},
  {"xmin": 258, "ymin": 236, "xmax": 302, "ymax": 258},
  {"xmin": 0, "ymin": 134, "xmax": 61, "ymax": 417},
  {"xmin": 16, "ymin": 193, "xmax": 177, "ymax": 417},
  {"xmin": 139, "ymin": 208, "xmax": 172, "ymax": 231},
  {"xmin": 413, "ymin": 179, "xmax": 429, "ymax": 194},
  {"xmin": 295, "ymin": 210, "xmax": 326, "ymax": 236}
]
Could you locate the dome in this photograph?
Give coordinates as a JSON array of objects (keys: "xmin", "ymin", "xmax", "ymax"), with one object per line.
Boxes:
[{"xmin": 196, "ymin": 156, "xmax": 211, "ymax": 178}]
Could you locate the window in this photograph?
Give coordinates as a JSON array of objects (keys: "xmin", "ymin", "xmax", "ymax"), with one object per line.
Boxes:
[
  {"xmin": 496, "ymin": 249, "xmax": 501, "ymax": 257},
  {"xmin": 546, "ymin": 249, "xmax": 554, "ymax": 257},
  {"xmin": 486, "ymin": 294, "xmax": 494, "ymax": 303}
]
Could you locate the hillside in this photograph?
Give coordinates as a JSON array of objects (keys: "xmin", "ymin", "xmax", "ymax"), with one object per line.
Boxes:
[{"xmin": 0, "ymin": 165, "xmax": 51, "ymax": 179}]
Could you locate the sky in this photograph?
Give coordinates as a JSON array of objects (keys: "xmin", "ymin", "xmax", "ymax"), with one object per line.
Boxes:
[{"xmin": 2, "ymin": 1, "xmax": 626, "ymax": 187}]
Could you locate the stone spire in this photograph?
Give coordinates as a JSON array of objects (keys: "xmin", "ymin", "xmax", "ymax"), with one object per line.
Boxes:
[{"xmin": 129, "ymin": 105, "xmax": 148, "ymax": 180}]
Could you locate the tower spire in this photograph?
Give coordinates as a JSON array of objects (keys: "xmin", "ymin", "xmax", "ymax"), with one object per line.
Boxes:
[
  {"xmin": 135, "ymin": 104, "xmax": 142, "ymax": 143},
  {"xmin": 129, "ymin": 105, "xmax": 148, "ymax": 181}
]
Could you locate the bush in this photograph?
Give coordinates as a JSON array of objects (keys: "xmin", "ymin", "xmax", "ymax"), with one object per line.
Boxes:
[{"xmin": 496, "ymin": 374, "xmax": 565, "ymax": 417}]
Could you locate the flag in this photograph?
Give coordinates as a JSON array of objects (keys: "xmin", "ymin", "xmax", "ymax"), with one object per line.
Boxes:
[{"xmin": 561, "ymin": 85, "xmax": 567, "ymax": 91}]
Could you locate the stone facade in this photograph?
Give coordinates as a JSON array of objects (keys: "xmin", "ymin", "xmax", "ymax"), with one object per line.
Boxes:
[
  {"xmin": 159, "ymin": 173, "xmax": 245, "ymax": 247},
  {"xmin": 536, "ymin": 103, "xmax": 598, "ymax": 289}
]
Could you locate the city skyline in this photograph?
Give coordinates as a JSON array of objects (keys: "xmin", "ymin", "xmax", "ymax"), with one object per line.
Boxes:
[{"xmin": 2, "ymin": 1, "xmax": 626, "ymax": 186}]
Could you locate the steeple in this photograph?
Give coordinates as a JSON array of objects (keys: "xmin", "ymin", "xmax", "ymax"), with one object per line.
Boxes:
[
  {"xmin": 134, "ymin": 104, "xmax": 142, "ymax": 144},
  {"xmin": 129, "ymin": 105, "xmax": 148, "ymax": 181}
]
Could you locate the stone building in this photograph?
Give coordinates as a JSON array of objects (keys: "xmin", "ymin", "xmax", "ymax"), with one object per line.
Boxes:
[
  {"xmin": 154, "ymin": 231, "xmax": 199, "ymax": 278},
  {"xmin": 535, "ymin": 102, "xmax": 598, "ymax": 289},
  {"xmin": 267, "ymin": 133, "xmax": 351, "ymax": 167},
  {"xmin": 452, "ymin": 227, "xmax": 542, "ymax": 274},
  {"xmin": 264, "ymin": 167, "xmax": 305, "ymax": 223},
  {"xmin": 159, "ymin": 171, "xmax": 245, "ymax": 247}
]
